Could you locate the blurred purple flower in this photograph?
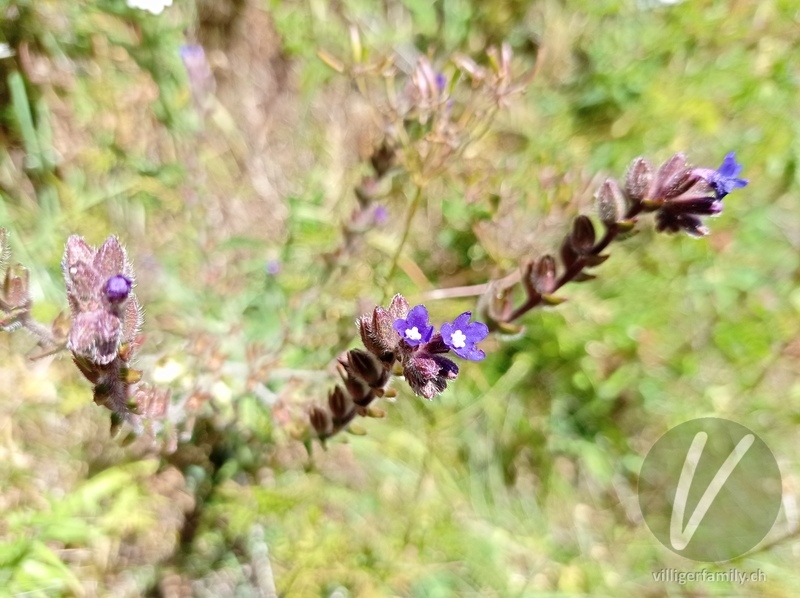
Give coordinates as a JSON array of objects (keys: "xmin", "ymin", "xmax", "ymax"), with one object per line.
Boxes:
[
  {"xmin": 440, "ymin": 312, "xmax": 488, "ymax": 361},
  {"xmin": 393, "ymin": 305, "xmax": 434, "ymax": 347},
  {"xmin": 373, "ymin": 205, "xmax": 388, "ymax": 226},
  {"xmin": 265, "ymin": 260, "xmax": 281, "ymax": 276},
  {"xmin": 180, "ymin": 44, "xmax": 215, "ymax": 111},
  {"xmin": 695, "ymin": 152, "xmax": 748, "ymax": 199},
  {"xmin": 435, "ymin": 72, "xmax": 447, "ymax": 91}
]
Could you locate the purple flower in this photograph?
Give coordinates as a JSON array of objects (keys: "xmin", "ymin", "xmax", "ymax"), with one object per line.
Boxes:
[
  {"xmin": 440, "ymin": 311, "xmax": 488, "ymax": 361},
  {"xmin": 435, "ymin": 73, "xmax": 447, "ymax": 91},
  {"xmin": 103, "ymin": 275, "xmax": 132, "ymax": 303},
  {"xmin": 696, "ymin": 152, "xmax": 748, "ymax": 199},
  {"xmin": 265, "ymin": 259, "xmax": 281, "ymax": 275},
  {"xmin": 373, "ymin": 205, "xmax": 388, "ymax": 226},
  {"xmin": 393, "ymin": 304, "xmax": 434, "ymax": 347},
  {"xmin": 179, "ymin": 44, "xmax": 215, "ymax": 110}
]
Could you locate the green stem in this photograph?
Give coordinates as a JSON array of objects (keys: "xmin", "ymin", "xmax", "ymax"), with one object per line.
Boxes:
[{"xmin": 382, "ymin": 184, "xmax": 424, "ymax": 300}]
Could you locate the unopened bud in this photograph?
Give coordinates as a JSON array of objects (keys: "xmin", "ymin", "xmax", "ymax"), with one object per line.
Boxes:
[
  {"xmin": 345, "ymin": 349, "xmax": 389, "ymax": 388},
  {"xmin": 2, "ymin": 264, "xmax": 30, "ymax": 310},
  {"xmin": 532, "ymin": 255, "xmax": 557, "ymax": 295},
  {"xmin": 597, "ymin": 178, "xmax": 627, "ymax": 225},
  {"xmin": 309, "ymin": 407, "xmax": 332, "ymax": 438},
  {"xmin": 625, "ymin": 157, "xmax": 653, "ymax": 203},
  {"xmin": 328, "ymin": 385, "xmax": 355, "ymax": 426},
  {"xmin": 570, "ymin": 216, "xmax": 596, "ymax": 255}
]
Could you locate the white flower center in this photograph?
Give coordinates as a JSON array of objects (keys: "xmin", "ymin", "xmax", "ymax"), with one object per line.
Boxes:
[
  {"xmin": 405, "ymin": 327, "xmax": 422, "ymax": 341},
  {"xmin": 451, "ymin": 330, "xmax": 467, "ymax": 349}
]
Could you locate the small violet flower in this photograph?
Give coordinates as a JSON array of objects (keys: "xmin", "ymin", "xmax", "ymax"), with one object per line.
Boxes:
[
  {"xmin": 103, "ymin": 275, "xmax": 132, "ymax": 304},
  {"xmin": 696, "ymin": 152, "xmax": 748, "ymax": 199},
  {"xmin": 440, "ymin": 311, "xmax": 489, "ymax": 361},
  {"xmin": 393, "ymin": 304, "xmax": 434, "ymax": 347},
  {"xmin": 373, "ymin": 205, "xmax": 389, "ymax": 226},
  {"xmin": 265, "ymin": 259, "xmax": 282, "ymax": 276}
]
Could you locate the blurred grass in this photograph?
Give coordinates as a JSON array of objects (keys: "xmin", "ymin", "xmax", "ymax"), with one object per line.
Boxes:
[{"xmin": 1, "ymin": 0, "xmax": 800, "ymax": 595}]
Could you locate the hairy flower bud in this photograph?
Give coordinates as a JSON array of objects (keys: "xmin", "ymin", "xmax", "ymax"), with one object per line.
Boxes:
[
  {"xmin": 344, "ymin": 349, "xmax": 390, "ymax": 389},
  {"xmin": 649, "ymin": 153, "xmax": 687, "ymax": 201},
  {"xmin": 1, "ymin": 264, "xmax": 31, "ymax": 313},
  {"xmin": 370, "ymin": 142, "xmax": 396, "ymax": 178},
  {"xmin": 597, "ymin": 178, "xmax": 628, "ymax": 225},
  {"xmin": 403, "ymin": 353, "xmax": 459, "ymax": 400},
  {"xmin": 328, "ymin": 385, "xmax": 356, "ymax": 426},
  {"xmin": 62, "ymin": 235, "xmax": 145, "ymax": 429},
  {"xmin": 370, "ymin": 307, "xmax": 400, "ymax": 361},
  {"xmin": 70, "ymin": 311, "xmax": 122, "ymax": 366},
  {"xmin": 560, "ymin": 235, "xmax": 580, "ymax": 270},
  {"xmin": 570, "ymin": 216, "xmax": 596, "ymax": 255},
  {"xmin": 342, "ymin": 371, "xmax": 375, "ymax": 407},
  {"xmin": 625, "ymin": 157, "xmax": 653, "ymax": 203},
  {"xmin": 310, "ymin": 406, "xmax": 332, "ymax": 438},
  {"xmin": 387, "ymin": 293, "xmax": 410, "ymax": 320},
  {"xmin": 532, "ymin": 255, "xmax": 557, "ymax": 295}
]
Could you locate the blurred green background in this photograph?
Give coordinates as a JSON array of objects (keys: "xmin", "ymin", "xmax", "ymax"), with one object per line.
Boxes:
[{"xmin": 1, "ymin": 0, "xmax": 799, "ymax": 595}]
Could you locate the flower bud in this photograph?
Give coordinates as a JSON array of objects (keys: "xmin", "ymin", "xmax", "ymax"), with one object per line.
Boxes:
[
  {"xmin": 328, "ymin": 385, "xmax": 356, "ymax": 426},
  {"xmin": 650, "ymin": 153, "xmax": 686, "ymax": 200},
  {"xmin": 342, "ymin": 371, "xmax": 374, "ymax": 407},
  {"xmin": 597, "ymin": 178, "xmax": 627, "ymax": 225},
  {"xmin": 532, "ymin": 255, "xmax": 557, "ymax": 295},
  {"xmin": 68, "ymin": 310, "xmax": 122, "ymax": 366},
  {"xmin": 402, "ymin": 353, "xmax": 459, "ymax": 400},
  {"xmin": 624, "ymin": 157, "xmax": 653, "ymax": 203},
  {"xmin": 387, "ymin": 293, "xmax": 410, "ymax": 319},
  {"xmin": 371, "ymin": 142, "xmax": 395, "ymax": 178},
  {"xmin": 570, "ymin": 216, "xmax": 596, "ymax": 255},
  {"xmin": 2, "ymin": 264, "xmax": 31, "ymax": 311},
  {"xmin": 343, "ymin": 349, "xmax": 389, "ymax": 389},
  {"xmin": 661, "ymin": 169, "xmax": 700, "ymax": 200},
  {"xmin": 309, "ymin": 407, "xmax": 332, "ymax": 438},
  {"xmin": 369, "ymin": 306, "xmax": 400, "ymax": 362},
  {"xmin": 560, "ymin": 236, "xmax": 580, "ymax": 270}
]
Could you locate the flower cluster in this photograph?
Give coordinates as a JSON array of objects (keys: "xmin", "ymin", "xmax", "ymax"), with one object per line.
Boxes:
[
  {"xmin": 391, "ymin": 302, "xmax": 488, "ymax": 397},
  {"xmin": 482, "ymin": 152, "xmax": 749, "ymax": 327},
  {"xmin": 626, "ymin": 152, "xmax": 749, "ymax": 237},
  {"xmin": 180, "ymin": 44, "xmax": 216, "ymax": 114},
  {"xmin": 309, "ymin": 294, "xmax": 488, "ymax": 440},
  {"xmin": 63, "ymin": 236, "xmax": 166, "ymax": 432}
]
